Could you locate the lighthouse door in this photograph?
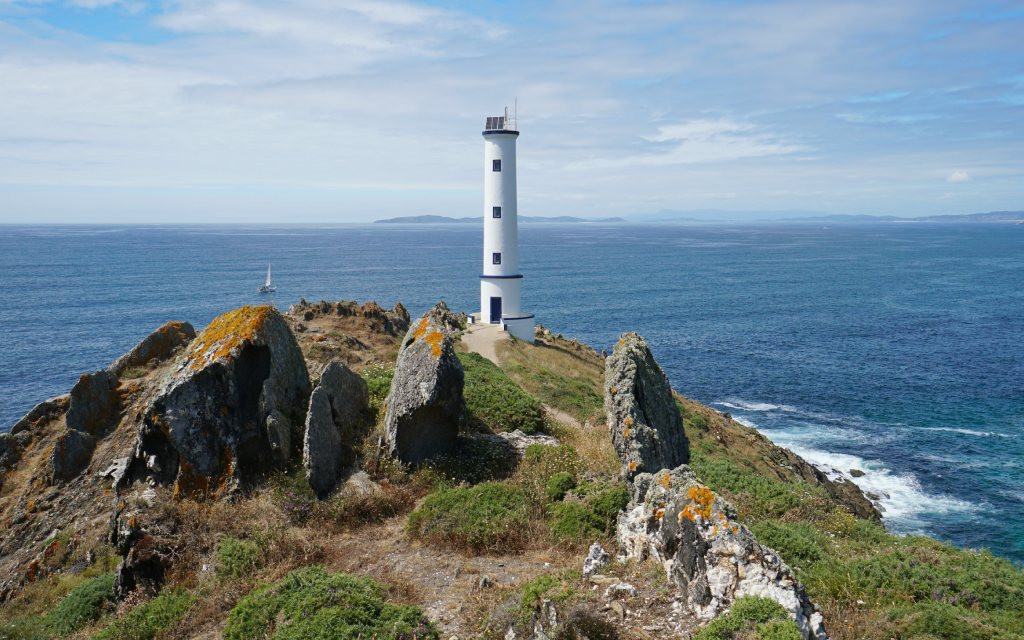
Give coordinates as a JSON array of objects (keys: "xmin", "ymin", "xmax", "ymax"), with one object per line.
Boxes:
[{"xmin": 489, "ymin": 297, "xmax": 502, "ymax": 324}]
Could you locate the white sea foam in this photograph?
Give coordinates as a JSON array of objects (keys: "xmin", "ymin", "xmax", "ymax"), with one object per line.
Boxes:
[
  {"xmin": 922, "ymin": 426, "xmax": 1010, "ymax": 438},
  {"xmin": 712, "ymin": 398, "xmax": 981, "ymax": 533}
]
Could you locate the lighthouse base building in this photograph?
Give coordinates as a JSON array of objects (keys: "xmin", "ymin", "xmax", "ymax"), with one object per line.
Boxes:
[{"xmin": 473, "ymin": 109, "xmax": 534, "ymax": 342}]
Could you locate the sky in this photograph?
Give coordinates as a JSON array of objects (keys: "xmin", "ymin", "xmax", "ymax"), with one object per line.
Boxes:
[{"xmin": 0, "ymin": 0, "xmax": 1022, "ymax": 223}]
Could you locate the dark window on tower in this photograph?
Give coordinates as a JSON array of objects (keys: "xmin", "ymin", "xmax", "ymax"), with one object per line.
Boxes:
[
  {"xmin": 492, "ymin": 206, "xmax": 502, "ymax": 218},
  {"xmin": 492, "ymin": 159, "xmax": 501, "ymax": 172},
  {"xmin": 492, "ymin": 252, "xmax": 502, "ymax": 265}
]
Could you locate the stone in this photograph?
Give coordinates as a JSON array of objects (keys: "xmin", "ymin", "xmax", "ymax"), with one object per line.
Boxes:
[
  {"xmin": 604, "ymin": 332, "xmax": 689, "ymax": 478},
  {"xmin": 603, "ymin": 582, "xmax": 638, "ymax": 599},
  {"xmin": 125, "ymin": 305, "xmax": 311, "ymax": 497},
  {"xmin": 66, "ymin": 370, "xmax": 120, "ymax": 436},
  {"xmin": 98, "ymin": 457, "xmax": 130, "ymax": 488},
  {"xmin": 850, "ymin": 468, "xmax": 865, "ymax": 478},
  {"xmin": 582, "ymin": 543, "xmax": 610, "ymax": 577},
  {"xmin": 496, "ymin": 429, "xmax": 559, "ymax": 453},
  {"xmin": 303, "ymin": 360, "xmax": 370, "ymax": 498},
  {"xmin": 617, "ymin": 465, "xmax": 828, "ymax": 640},
  {"xmin": 10, "ymin": 395, "xmax": 69, "ymax": 434},
  {"xmin": 109, "ymin": 321, "xmax": 196, "ymax": 376},
  {"xmin": 50, "ymin": 429, "xmax": 97, "ymax": 482},
  {"xmin": 384, "ymin": 304, "xmax": 466, "ymax": 465}
]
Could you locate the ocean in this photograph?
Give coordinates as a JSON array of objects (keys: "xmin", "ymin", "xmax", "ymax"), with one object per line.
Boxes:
[{"xmin": 1, "ymin": 223, "xmax": 1021, "ymax": 563}]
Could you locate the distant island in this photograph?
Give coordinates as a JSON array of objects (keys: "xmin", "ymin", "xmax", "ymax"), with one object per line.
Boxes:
[{"xmin": 374, "ymin": 214, "xmax": 626, "ymax": 224}]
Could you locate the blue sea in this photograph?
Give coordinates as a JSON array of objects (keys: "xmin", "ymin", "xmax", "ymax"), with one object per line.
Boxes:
[{"xmin": 1, "ymin": 223, "xmax": 1022, "ymax": 563}]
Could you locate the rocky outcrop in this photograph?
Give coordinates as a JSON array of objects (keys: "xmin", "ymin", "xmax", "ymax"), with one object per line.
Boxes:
[
  {"xmin": 303, "ymin": 360, "xmax": 370, "ymax": 498},
  {"xmin": 605, "ymin": 332, "xmax": 689, "ymax": 478},
  {"xmin": 384, "ymin": 304, "xmax": 466, "ymax": 465},
  {"xmin": 9, "ymin": 395, "xmax": 68, "ymax": 435},
  {"xmin": 287, "ymin": 299, "xmax": 411, "ymax": 337},
  {"xmin": 109, "ymin": 321, "xmax": 196, "ymax": 376},
  {"xmin": 66, "ymin": 370, "xmax": 120, "ymax": 436},
  {"xmin": 617, "ymin": 465, "xmax": 828, "ymax": 640},
  {"xmin": 50, "ymin": 429, "xmax": 97, "ymax": 482},
  {"xmin": 125, "ymin": 305, "xmax": 311, "ymax": 497}
]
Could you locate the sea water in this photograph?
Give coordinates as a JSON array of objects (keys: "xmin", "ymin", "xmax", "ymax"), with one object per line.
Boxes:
[{"xmin": 1, "ymin": 223, "xmax": 1021, "ymax": 563}]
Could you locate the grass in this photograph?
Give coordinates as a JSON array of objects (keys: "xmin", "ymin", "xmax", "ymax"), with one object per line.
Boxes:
[
  {"xmin": 222, "ymin": 566, "xmax": 438, "ymax": 640},
  {"xmin": 360, "ymin": 364, "xmax": 393, "ymax": 411},
  {"xmin": 407, "ymin": 482, "xmax": 531, "ymax": 553},
  {"xmin": 695, "ymin": 596, "xmax": 801, "ymax": 640},
  {"xmin": 119, "ymin": 366, "xmax": 149, "ymax": 379},
  {"xmin": 92, "ymin": 589, "xmax": 194, "ymax": 640},
  {"xmin": 216, "ymin": 538, "xmax": 262, "ymax": 580},
  {"xmin": 459, "ymin": 352, "xmax": 546, "ymax": 434},
  {"xmin": 496, "ymin": 340, "xmax": 603, "ymax": 423}
]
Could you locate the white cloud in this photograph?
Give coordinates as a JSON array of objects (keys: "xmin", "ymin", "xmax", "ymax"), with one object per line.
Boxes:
[{"xmin": 947, "ymin": 169, "xmax": 970, "ymax": 183}]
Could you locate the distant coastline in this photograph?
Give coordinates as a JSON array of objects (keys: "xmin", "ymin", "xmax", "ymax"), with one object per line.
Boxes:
[
  {"xmin": 374, "ymin": 215, "xmax": 627, "ymax": 224},
  {"xmin": 375, "ymin": 210, "xmax": 1024, "ymax": 225}
]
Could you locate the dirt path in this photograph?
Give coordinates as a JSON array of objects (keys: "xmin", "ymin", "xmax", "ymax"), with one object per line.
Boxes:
[{"xmin": 461, "ymin": 322, "xmax": 505, "ymax": 363}]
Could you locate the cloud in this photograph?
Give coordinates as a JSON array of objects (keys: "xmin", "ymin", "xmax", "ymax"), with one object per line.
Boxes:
[{"xmin": 947, "ymin": 169, "xmax": 970, "ymax": 183}]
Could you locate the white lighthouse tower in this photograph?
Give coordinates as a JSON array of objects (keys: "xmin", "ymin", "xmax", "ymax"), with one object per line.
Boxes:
[{"xmin": 478, "ymin": 107, "xmax": 534, "ymax": 341}]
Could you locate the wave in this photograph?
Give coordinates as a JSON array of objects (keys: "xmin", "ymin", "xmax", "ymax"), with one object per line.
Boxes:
[
  {"xmin": 715, "ymin": 400, "xmax": 798, "ymax": 413},
  {"xmin": 922, "ymin": 426, "xmax": 1010, "ymax": 438},
  {"xmin": 784, "ymin": 445, "xmax": 978, "ymax": 532}
]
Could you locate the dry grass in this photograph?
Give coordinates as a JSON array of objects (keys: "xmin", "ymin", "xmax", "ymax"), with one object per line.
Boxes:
[{"xmin": 495, "ymin": 338, "xmax": 604, "ymax": 425}]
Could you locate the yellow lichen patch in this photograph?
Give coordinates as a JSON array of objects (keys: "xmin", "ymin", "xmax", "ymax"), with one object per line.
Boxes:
[
  {"xmin": 678, "ymin": 485, "xmax": 716, "ymax": 522},
  {"xmin": 655, "ymin": 508, "xmax": 665, "ymax": 520},
  {"xmin": 128, "ymin": 514, "xmax": 138, "ymax": 529},
  {"xmin": 185, "ymin": 305, "xmax": 275, "ymax": 372},
  {"xmin": 658, "ymin": 472, "xmax": 672, "ymax": 489},
  {"xmin": 628, "ymin": 461, "xmax": 637, "ymax": 473},
  {"xmin": 423, "ymin": 328, "xmax": 444, "ymax": 358},
  {"xmin": 625, "ymin": 416, "xmax": 633, "ymax": 427},
  {"xmin": 623, "ymin": 427, "xmax": 631, "ymax": 439},
  {"xmin": 412, "ymin": 317, "xmax": 430, "ymax": 340}
]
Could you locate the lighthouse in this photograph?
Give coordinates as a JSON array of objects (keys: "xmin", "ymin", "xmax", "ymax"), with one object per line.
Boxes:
[{"xmin": 478, "ymin": 107, "xmax": 534, "ymax": 341}]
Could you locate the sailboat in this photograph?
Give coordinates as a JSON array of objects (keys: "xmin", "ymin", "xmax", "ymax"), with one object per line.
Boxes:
[{"xmin": 257, "ymin": 263, "xmax": 276, "ymax": 294}]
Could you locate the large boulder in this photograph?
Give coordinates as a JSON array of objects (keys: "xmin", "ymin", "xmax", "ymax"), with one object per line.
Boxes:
[
  {"xmin": 384, "ymin": 304, "xmax": 466, "ymax": 465},
  {"xmin": 617, "ymin": 465, "xmax": 828, "ymax": 640},
  {"xmin": 604, "ymin": 332, "xmax": 689, "ymax": 478},
  {"xmin": 66, "ymin": 370, "xmax": 120, "ymax": 436},
  {"xmin": 109, "ymin": 321, "xmax": 196, "ymax": 376},
  {"xmin": 303, "ymin": 360, "xmax": 370, "ymax": 498},
  {"xmin": 9, "ymin": 395, "xmax": 69, "ymax": 435},
  {"xmin": 50, "ymin": 428, "xmax": 97, "ymax": 482},
  {"xmin": 126, "ymin": 305, "xmax": 310, "ymax": 497}
]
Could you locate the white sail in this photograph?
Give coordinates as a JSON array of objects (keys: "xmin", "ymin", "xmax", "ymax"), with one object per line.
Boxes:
[{"xmin": 265, "ymin": 263, "xmax": 272, "ymax": 287}]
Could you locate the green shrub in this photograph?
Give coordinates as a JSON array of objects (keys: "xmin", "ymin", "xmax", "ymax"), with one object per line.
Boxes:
[
  {"xmin": 422, "ymin": 436, "xmax": 520, "ymax": 485},
  {"xmin": 46, "ymin": 572, "xmax": 115, "ymax": 635},
  {"xmin": 689, "ymin": 455, "xmax": 810, "ymax": 520},
  {"xmin": 694, "ymin": 596, "xmax": 789, "ymax": 640},
  {"xmin": 584, "ymin": 483, "xmax": 629, "ymax": 532},
  {"xmin": 749, "ymin": 521, "xmax": 827, "ymax": 567},
  {"xmin": 459, "ymin": 352, "xmax": 546, "ymax": 434},
  {"xmin": 516, "ymin": 444, "xmax": 583, "ymax": 507},
  {"xmin": 546, "ymin": 472, "xmax": 577, "ymax": 502},
  {"xmin": 361, "ymin": 364, "xmax": 394, "ymax": 408},
  {"xmin": 549, "ymin": 501, "xmax": 603, "ymax": 544},
  {"xmin": 119, "ymin": 366, "xmax": 148, "ymax": 379},
  {"xmin": 223, "ymin": 566, "xmax": 438, "ymax": 640},
  {"xmin": 407, "ymin": 482, "xmax": 530, "ymax": 552},
  {"xmin": 93, "ymin": 590, "xmax": 194, "ymax": 640},
  {"xmin": 216, "ymin": 537, "xmax": 261, "ymax": 580},
  {"xmin": 755, "ymin": 619, "xmax": 803, "ymax": 640}
]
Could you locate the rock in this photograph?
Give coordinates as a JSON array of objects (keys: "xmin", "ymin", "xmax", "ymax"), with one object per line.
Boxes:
[
  {"xmin": 50, "ymin": 429, "xmax": 97, "ymax": 482},
  {"xmin": 604, "ymin": 581, "xmax": 638, "ymax": 599},
  {"xmin": 10, "ymin": 395, "xmax": 69, "ymax": 434},
  {"xmin": 582, "ymin": 543, "xmax": 610, "ymax": 577},
  {"xmin": 849, "ymin": 468, "xmax": 865, "ymax": 478},
  {"xmin": 0, "ymin": 432, "xmax": 31, "ymax": 473},
  {"xmin": 109, "ymin": 321, "xmax": 196, "ymax": 376},
  {"xmin": 302, "ymin": 360, "xmax": 370, "ymax": 498},
  {"xmin": 617, "ymin": 465, "xmax": 828, "ymax": 640},
  {"xmin": 65, "ymin": 370, "xmax": 120, "ymax": 436},
  {"xmin": 126, "ymin": 305, "xmax": 311, "ymax": 497},
  {"xmin": 604, "ymin": 332, "xmax": 689, "ymax": 478},
  {"xmin": 496, "ymin": 429, "xmax": 559, "ymax": 453},
  {"xmin": 384, "ymin": 305, "xmax": 466, "ymax": 465},
  {"xmin": 98, "ymin": 457, "xmax": 130, "ymax": 489}
]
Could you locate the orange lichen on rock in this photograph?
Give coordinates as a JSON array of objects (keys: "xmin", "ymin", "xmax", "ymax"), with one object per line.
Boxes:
[
  {"xmin": 623, "ymin": 427, "xmax": 631, "ymax": 439},
  {"xmin": 624, "ymin": 416, "xmax": 633, "ymax": 427},
  {"xmin": 680, "ymin": 485, "xmax": 716, "ymax": 522},
  {"xmin": 655, "ymin": 508, "xmax": 666, "ymax": 520},
  {"xmin": 658, "ymin": 472, "xmax": 672, "ymax": 489},
  {"xmin": 628, "ymin": 461, "xmax": 637, "ymax": 473},
  {"xmin": 423, "ymin": 329, "xmax": 444, "ymax": 358},
  {"xmin": 185, "ymin": 305, "xmax": 275, "ymax": 372}
]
